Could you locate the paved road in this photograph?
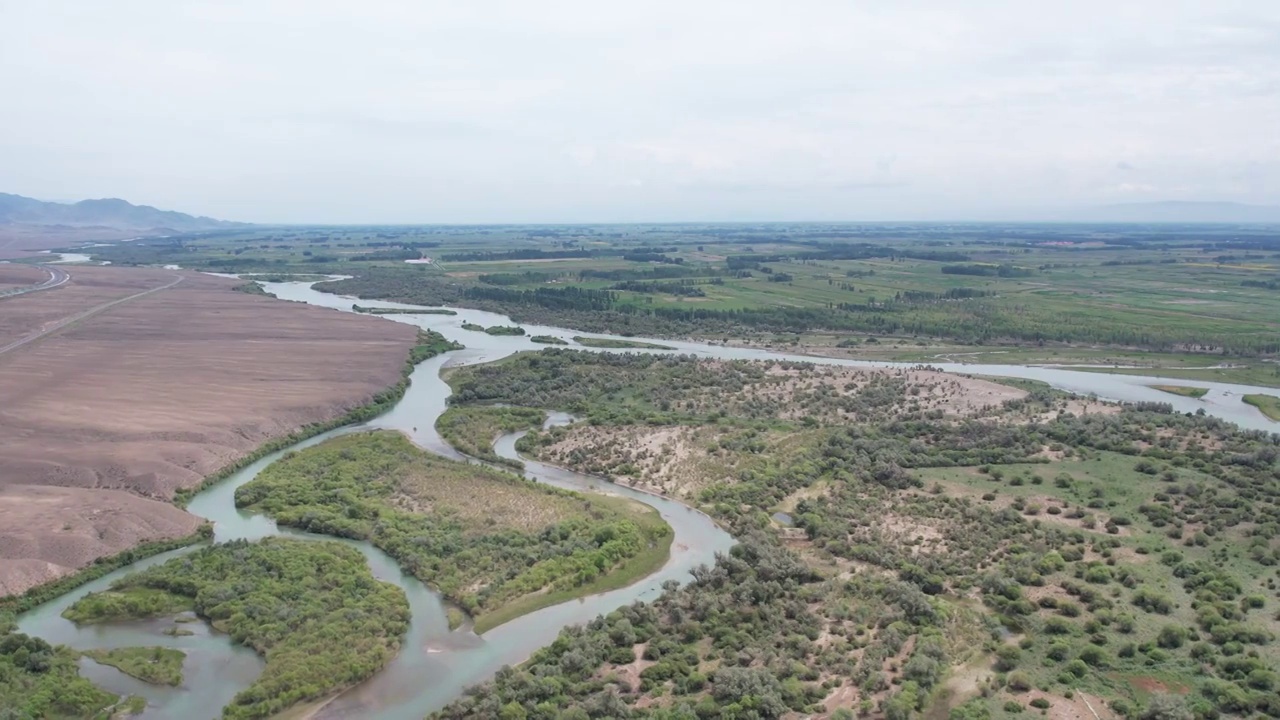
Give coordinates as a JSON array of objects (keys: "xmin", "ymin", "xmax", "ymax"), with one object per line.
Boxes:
[
  {"xmin": 0, "ymin": 274, "xmax": 184, "ymax": 358},
  {"xmin": 0, "ymin": 264, "xmax": 70, "ymax": 299}
]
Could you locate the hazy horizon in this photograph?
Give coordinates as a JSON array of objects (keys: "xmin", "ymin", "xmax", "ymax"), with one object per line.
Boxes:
[{"xmin": 2, "ymin": 1, "xmax": 1277, "ymax": 224}]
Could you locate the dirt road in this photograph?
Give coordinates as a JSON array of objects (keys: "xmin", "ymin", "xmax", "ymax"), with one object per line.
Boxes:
[{"xmin": 0, "ymin": 270, "xmax": 177, "ymax": 356}]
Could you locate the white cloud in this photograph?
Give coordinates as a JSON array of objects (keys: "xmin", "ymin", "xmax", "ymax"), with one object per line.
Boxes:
[{"xmin": 0, "ymin": 0, "xmax": 1277, "ymax": 222}]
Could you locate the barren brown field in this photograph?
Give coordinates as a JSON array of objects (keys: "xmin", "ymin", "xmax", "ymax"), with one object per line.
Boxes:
[
  {"xmin": 0, "ymin": 263, "xmax": 48, "ymax": 290},
  {"xmin": 0, "ymin": 266, "xmax": 417, "ymax": 595}
]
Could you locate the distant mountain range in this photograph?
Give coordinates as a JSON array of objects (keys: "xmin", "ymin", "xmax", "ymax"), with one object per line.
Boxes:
[
  {"xmin": 1075, "ymin": 201, "xmax": 1280, "ymax": 224},
  {"xmin": 0, "ymin": 193, "xmax": 244, "ymax": 232}
]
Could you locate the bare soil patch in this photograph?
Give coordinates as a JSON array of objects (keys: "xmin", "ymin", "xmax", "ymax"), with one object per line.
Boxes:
[
  {"xmin": 1014, "ymin": 690, "xmax": 1118, "ymax": 720},
  {"xmin": 541, "ymin": 424, "xmax": 738, "ymax": 499},
  {"xmin": 748, "ymin": 364, "xmax": 1025, "ymax": 421},
  {"xmin": 0, "ymin": 266, "xmax": 417, "ymax": 595},
  {"xmin": 0, "ymin": 263, "xmax": 47, "ymax": 290}
]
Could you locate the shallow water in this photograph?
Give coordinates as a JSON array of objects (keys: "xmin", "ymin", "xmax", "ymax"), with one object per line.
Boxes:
[{"xmin": 17, "ymin": 279, "xmax": 1277, "ymax": 719}]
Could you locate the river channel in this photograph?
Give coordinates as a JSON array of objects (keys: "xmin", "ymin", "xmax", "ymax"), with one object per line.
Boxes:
[{"xmin": 17, "ymin": 279, "xmax": 1279, "ymax": 719}]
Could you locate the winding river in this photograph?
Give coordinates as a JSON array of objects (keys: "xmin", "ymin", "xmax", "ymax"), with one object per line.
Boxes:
[{"xmin": 16, "ymin": 279, "xmax": 1279, "ymax": 719}]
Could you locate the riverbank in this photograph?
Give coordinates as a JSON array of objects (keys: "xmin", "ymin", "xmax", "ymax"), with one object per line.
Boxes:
[
  {"xmin": 14, "ymin": 275, "xmax": 1278, "ymax": 720},
  {"xmin": 67, "ymin": 538, "xmax": 411, "ymax": 720},
  {"xmin": 172, "ymin": 329, "xmax": 460, "ymax": 506},
  {"xmin": 0, "ymin": 526, "xmax": 212, "ymax": 616},
  {"xmin": 1245, "ymin": 393, "xmax": 1280, "ymax": 420}
]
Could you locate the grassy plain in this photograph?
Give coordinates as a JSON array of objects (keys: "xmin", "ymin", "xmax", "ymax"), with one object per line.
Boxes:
[{"xmin": 62, "ymin": 587, "xmax": 192, "ymax": 624}]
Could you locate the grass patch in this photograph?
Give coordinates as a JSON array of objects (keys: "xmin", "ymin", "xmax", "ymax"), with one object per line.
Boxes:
[
  {"xmin": 445, "ymin": 605, "xmax": 469, "ymax": 631},
  {"xmin": 530, "ymin": 335, "xmax": 568, "ymax": 345},
  {"xmin": 1073, "ymin": 364, "xmax": 1280, "ymax": 388},
  {"xmin": 472, "ymin": 492, "xmax": 672, "ymax": 634},
  {"xmin": 61, "ymin": 587, "xmax": 192, "ymax": 625},
  {"xmin": 82, "ymin": 647, "xmax": 185, "ymax": 686},
  {"xmin": 435, "ymin": 405, "xmax": 545, "ymax": 468},
  {"xmin": 233, "ymin": 281, "xmax": 275, "ymax": 297},
  {"xmin": 1243, "ymin": 393, "xmax": 1280, "ymax": 420},
  {"xmin": 572, "ymin": 336, "xmax": 673, "ymax": 349},
  {"xmin": 461, "ymin": 323, "xmax": 526, "ymax": 335},
  {"xmin": 1150, "ymin": 384, "xmax": 1208, "ymax": 398},
  {"xmin": 353, "ymin": 304, "xmax": 457, "ymax": 315}
]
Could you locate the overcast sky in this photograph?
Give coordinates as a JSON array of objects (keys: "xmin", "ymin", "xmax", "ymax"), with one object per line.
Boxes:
[{"xmin": 1, "ymin": 1, "xmax": 1277, "ymax": 223}]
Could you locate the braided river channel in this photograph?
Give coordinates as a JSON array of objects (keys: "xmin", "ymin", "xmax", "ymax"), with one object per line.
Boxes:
[{"xmin": 17, "ymin": 279, "xmax": 1278, "ymax": 718}]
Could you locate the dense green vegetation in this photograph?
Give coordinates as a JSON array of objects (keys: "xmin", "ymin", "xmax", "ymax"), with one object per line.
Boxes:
[
  {"xmin": 573, "ymin": 336, "xmax": 674, "ymax": 349},
  {"xmin": 408, "ymin": 328, "xmax": 464, "ymax": 363},
  {"xmin": 232, "ymin": 280, "xmax": 275, "ymax": 297},
  {"xmin": 352, "ymin": 304, "xmax": 456, "ymax": 315},
  {"xmin": 531, "ymin": 335, "xmax": 569, "ymax": 345},
  {"xmin": 308, "ymin": 232, "xmax": 1280, "ymax": 361},
  {"xmin": 462, "ymin": 322, "xmax": 527, "ymax": 335},
  {"xmin": 82, "ymin": 647, "xmax": 185, "ymax": 686},
  {"xmin": 435, "ymin": 405, "xmax": 546, "ymax": 468},
  {"xmin": 438, "ymin": 351, "xmax": 1280, "ymax": 719},
  {"xmin": 66, "ymin": 538, "xmax": 410, "ymax": 720},
  {"xmin": 62, "ymin": 587, "xmax": 192, "ymax": 624},
  {"xmin": 0, "ymin": 623, "xmax": 131, "ymax": 718},
  {"xmin": 1245, "ymin": 394, "xmax": 1280, "ymax": 421},
  {"xmin": 447, "ymin": 348, "xmax": 1007, "ymax": 428},
  {"xmin": 235, "ymin": 431, "xmax": 671, "ymax": 632}
]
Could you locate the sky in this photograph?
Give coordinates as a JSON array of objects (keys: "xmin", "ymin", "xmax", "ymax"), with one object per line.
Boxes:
[{"xmin": 1, "ymin": 0, "xmax": 1278, "ymax": 223}]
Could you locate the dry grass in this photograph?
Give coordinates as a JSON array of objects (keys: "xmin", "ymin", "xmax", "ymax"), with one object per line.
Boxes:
[{"xmin": 393, "ymin": 455, "xmax": 587, "ymax": 533}]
